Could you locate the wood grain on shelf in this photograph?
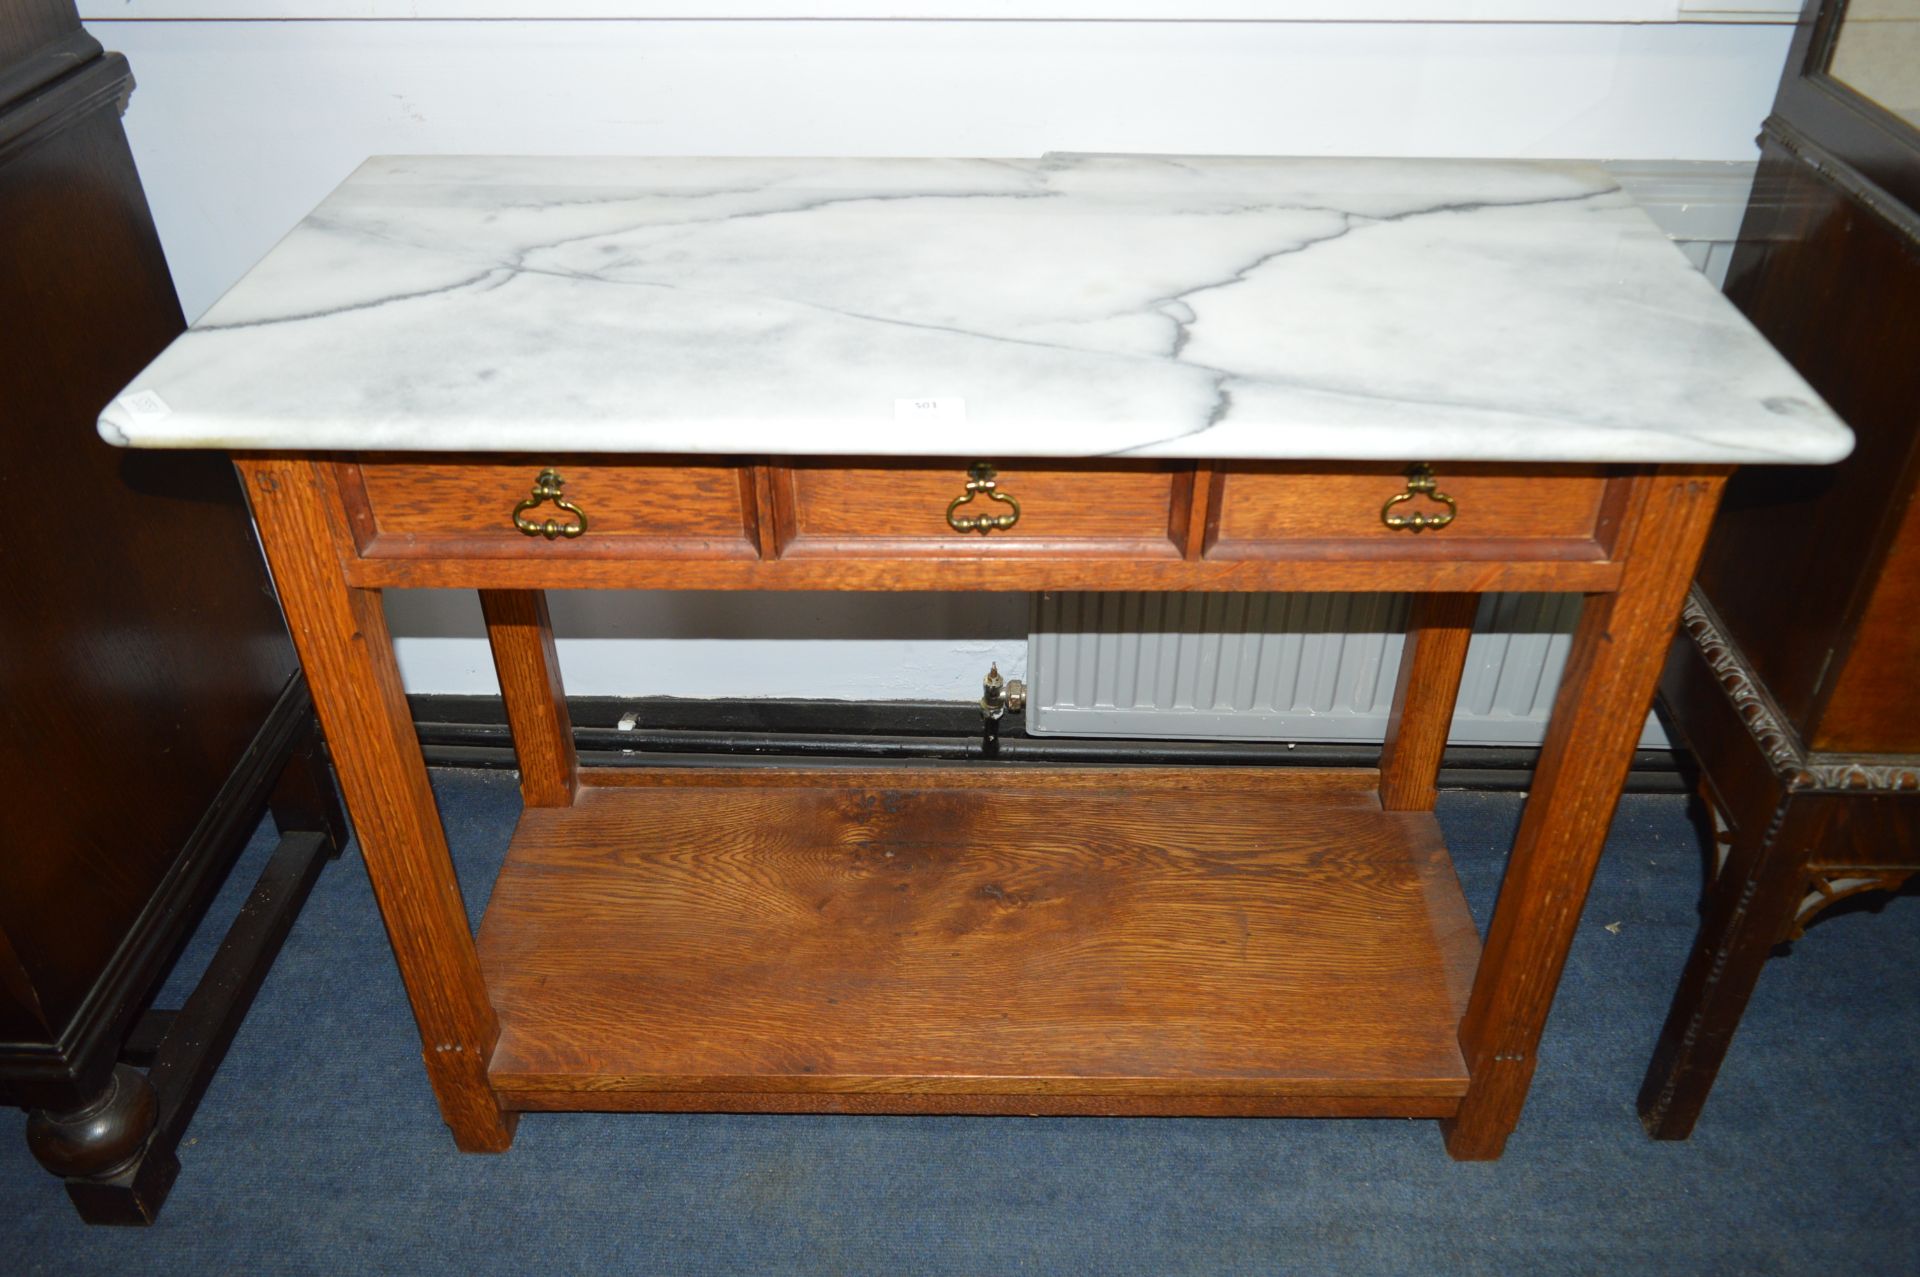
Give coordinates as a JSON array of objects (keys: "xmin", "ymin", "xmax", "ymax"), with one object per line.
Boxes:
[{"xmin": 478, "ymin": 767, "xmax": 1479, "ymax": 1115}]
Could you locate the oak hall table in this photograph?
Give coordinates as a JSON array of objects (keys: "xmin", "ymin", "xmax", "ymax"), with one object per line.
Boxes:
[{"xmin": 100, "ymin": 156, "xmax": 1852, "ymax": 1160}]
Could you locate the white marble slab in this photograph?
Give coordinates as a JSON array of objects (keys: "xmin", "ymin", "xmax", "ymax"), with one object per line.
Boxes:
[{"xmin": 99, "ymin": 154, "xmax": 1852, "ymax": 464}]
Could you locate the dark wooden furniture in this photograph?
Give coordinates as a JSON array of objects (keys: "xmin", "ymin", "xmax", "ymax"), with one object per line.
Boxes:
[
  {"xmin": 1638, "ymin": 0, "xmax": 1920, "ymax": 1139},
  {"xmin": 0, "ymin": 4, "xmax": 346, "ymax": 1223},
  {"xmin": 235, "ymin": 451, "xmax": 1725, "ymax": 1159}
]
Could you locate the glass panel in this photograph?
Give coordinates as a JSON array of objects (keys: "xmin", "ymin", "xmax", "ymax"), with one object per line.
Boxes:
[{"xmin": 1829, "ymin": 0, "xmax": 1920, "ymax": 128}]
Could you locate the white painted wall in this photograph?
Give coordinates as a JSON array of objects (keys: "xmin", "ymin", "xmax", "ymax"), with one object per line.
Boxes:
[{"xmin": 84, "ymin": 11, "xmax": 1794, "ymax": 700}]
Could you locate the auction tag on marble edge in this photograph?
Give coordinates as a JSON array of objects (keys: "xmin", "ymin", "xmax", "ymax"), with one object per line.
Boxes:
[
  {"xmin": 895, "ymin": 397, "xmax": 966, "ymax": 423},
  {"xmin": 117, "ymin": 389, "xmax": 174, "ymax": 423}
]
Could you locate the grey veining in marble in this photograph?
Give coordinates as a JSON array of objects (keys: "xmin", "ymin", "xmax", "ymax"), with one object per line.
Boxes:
[{"xmin": 98, "ymin": 154, "xmax": 1852, "ymax": 464}]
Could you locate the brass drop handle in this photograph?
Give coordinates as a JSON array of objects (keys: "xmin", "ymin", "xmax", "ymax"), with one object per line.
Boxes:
[
  {"xmin": 513, "ymin": 467, "xmax": 589, "ymax": 540},
  {"xmin": 1381, "ymin": 462, "xmax": 1456, "ymax": 533},
  {"xmin": 946, "ymin": 462, "xmax": 1021, "ymax": 535}
]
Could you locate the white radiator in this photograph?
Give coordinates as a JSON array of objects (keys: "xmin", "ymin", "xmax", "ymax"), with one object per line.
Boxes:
[
  {"xmin": 1026, "ymin": 160, "xmax": 1751, "ymax": 747},
  {"xmin": 1028, "ymin": 591, "xmax": 1662, "ymax": 747}
]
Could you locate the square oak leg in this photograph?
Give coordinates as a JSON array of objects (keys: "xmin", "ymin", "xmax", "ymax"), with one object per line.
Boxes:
[
  {"xmin": 1380, "ymin": 592, "xmax": 1480, "ymax": 813},
  {"xmin": 1444, "ymin": 468, "xmax": 1727, "ymax": 1159},
  {"xmin": 238, "ymin": 456, "xmax": 516, "ymax": 1152},
  {"xmin": 480, "ymin": 589, "xmax": 577, "ymax": 809}
]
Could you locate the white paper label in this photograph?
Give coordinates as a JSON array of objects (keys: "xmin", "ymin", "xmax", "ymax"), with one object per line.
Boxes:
[
  {"xmin": 895, "ymin": 397, "xmax": 966, "ymax": 423},
  {"xmin": 118, "ymin": 389, "xmax": 174, "ymax": 423}
]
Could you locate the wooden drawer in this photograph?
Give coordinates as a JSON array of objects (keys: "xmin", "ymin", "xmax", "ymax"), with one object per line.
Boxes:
[
  {"xmin": 328, "ymin": 455, "xmax": 1635, "ymax": 595},
  {"xmin": 341, "ymin": 455, "xmax": 761, "ymax": 558},
  {"xmin": 1207, "ymin": 463, "xmax": 1623, "ymax": 560},
  {"xmin": 772, "ymin": 460, "xmax": 1191, "ymax": 557}
]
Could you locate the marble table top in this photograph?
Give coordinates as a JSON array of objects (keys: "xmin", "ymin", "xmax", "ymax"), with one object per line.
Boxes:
[{"xmin": 100, "ymin": 154, "xmax": 1852, "ymax": 465}]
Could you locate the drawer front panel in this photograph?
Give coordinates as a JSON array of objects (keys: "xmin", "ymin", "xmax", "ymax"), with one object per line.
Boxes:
[
  {"xmin": 1211, "ymin": 463, "xmax": 1617, "ymax": 558},
  {"xmin": 347, "ymin": 456, "xmax": 758, "ymax": 557},
  {"xmin": 777, "ymin": 460, "xmax": 1188, "ymax": 556}
]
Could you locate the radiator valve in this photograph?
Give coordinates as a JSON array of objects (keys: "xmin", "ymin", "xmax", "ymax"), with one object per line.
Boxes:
[{"xmin": 981, "ymin": 663, "xmax": 1027, "ymax": 721}]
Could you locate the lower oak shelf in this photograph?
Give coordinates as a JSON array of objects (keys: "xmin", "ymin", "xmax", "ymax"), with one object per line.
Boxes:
[{"xmin": 476, "ymin": 765, "xmax": 1480, "ymax": 1117}]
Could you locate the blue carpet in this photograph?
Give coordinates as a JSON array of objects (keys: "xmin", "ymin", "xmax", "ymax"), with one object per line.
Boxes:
[{"xmin": 5, "ymin": 769, "xmax": 1916, "ymax": 1275}]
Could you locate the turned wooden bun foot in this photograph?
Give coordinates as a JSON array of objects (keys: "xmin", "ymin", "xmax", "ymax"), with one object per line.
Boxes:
[{"xmin": 25, "ymin": 1065, "xmax": 157, "ymax": 1181}]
